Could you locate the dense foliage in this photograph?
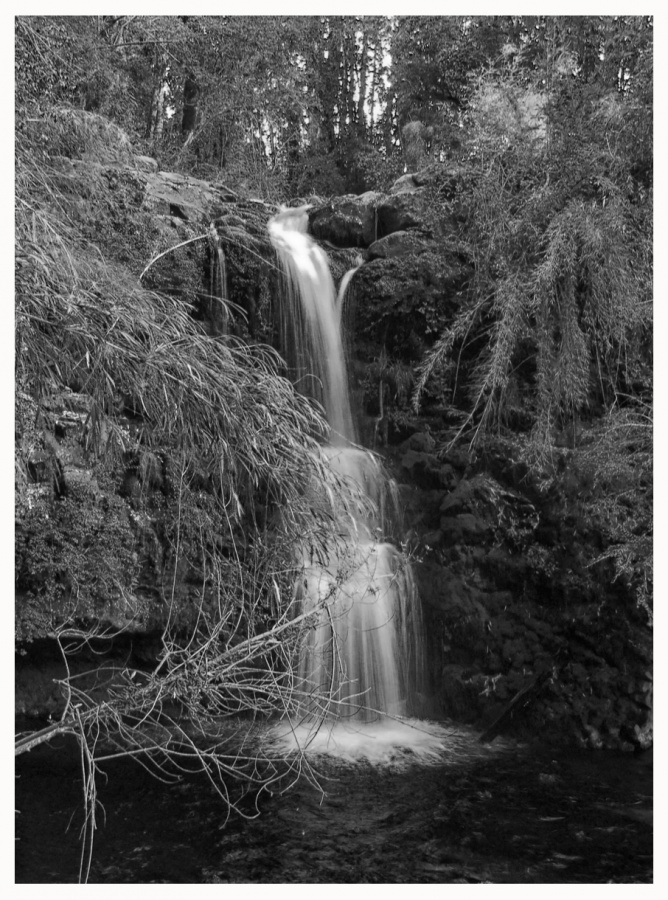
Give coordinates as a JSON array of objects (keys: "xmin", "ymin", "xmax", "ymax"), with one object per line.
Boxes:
[{"xmin": 411, "ymin": 18, "xmax": 652, "ymax": 611}]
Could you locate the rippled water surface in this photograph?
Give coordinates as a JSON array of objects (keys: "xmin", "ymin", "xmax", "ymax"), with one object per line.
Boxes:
[{"xmin": 15, "ymin": 718, "xmax": 652, "ymax": 883}]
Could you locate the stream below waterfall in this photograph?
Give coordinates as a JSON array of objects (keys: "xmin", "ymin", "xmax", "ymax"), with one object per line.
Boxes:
[{"xmin": 15, "ymin": 719, "xmax": 652, "ymax": 884}]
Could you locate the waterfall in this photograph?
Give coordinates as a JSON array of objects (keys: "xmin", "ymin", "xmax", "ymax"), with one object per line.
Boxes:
[
  {"xmin": 269, "ymin": 208, "xmax": 355, "ymax": 444},
  {"xmin": 336, "ymin": 256, "xmax": 363, "ymax": 308},
  {"xmin": 210, "ymin": 223, "xmax": 229, "ymax": 334},
  {"xmin": 269, "ymin": 207, "xmax": 425, "ymax": 723}
]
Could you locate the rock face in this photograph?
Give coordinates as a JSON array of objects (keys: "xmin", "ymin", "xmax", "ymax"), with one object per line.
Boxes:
[
  {"xmin": 375, "ymin": 191, "xmax": 435, "ymax": 236},
  {"xmin": 308, "ymin": 191, "xmax": 383, "ymax": 247},
  {"xmin": 15, "ymin": 145, "xmax": 279, "ymax": 663},
  {"xmin": 384, "ymin": 432, "xmax": 653, "ymax": 752},
  {"xmin": 16, "ymin": 386, "xmax": 191, "ymax": 642},
  {"xmin": 16, "ymin": 145, "xmax": 652, "ymax": 751},
  {"xmin": 306, "ymin": 174, "xmax": 653, "ymax": 752},
  {"xmin": 307, "ymin": 168, "xmax": 463, "ymax": 249},
  {"xmin": 143, "ymin": 169, "xmax": 239, "ymax": 220}
]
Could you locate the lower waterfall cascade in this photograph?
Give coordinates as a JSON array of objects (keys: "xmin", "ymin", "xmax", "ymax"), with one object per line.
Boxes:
[{"xmin": 268, "ymin": 206, "xmax": 427, "ymax": 726}]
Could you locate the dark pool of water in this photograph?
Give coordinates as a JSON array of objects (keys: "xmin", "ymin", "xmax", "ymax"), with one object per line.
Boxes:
[{"xmin": 15, "ymin": 719, "xmax": 652, "ymax": 884}]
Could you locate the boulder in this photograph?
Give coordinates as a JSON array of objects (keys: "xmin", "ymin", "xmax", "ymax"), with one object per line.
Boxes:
[
  {"xmin": 400, "ymin": 430, "xmax": 437, "ymax": 454},
  {"xmin": 381, "ymin": 166, "xmax": 465, "ymax": 233},
  {"xmin": 144, "ymin": 170, "xmax": 235, "ymax": 222},
  {"xmin": 308, "ymin": 191, "xmax": 384, "ymax": 247},
  {"xmin": 376, "ymin": 192, "xmax": 426, "ymax": 235},
  {"xmin": 389, "ymin": 173, "xmax": 422, "ymax": 195},
  {"xmin": 307, "ymin": 184, "xmax": 461, "ymax": 247},
  {"xmin": 400, "ymin": 449, "xmax": 455, "ymax": 490}
]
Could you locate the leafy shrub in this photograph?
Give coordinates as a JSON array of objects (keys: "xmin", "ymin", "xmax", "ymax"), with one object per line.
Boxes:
[{"xmin": 414, "ymin": 69, "xmax": 652, "ymax": 451}]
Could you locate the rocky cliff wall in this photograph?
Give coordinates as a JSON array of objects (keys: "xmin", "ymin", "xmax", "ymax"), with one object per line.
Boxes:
[
  {"xmin": 305, "ymin": 174, "xmax": 652, "ymax": 751},
  {"xmin": 15, "ymin": 142, "xmax": 652, "ymax": 749}
]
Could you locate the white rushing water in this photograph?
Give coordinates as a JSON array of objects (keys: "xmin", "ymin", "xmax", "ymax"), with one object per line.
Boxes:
[
  {"xmin": 265, "ymin": 717, "xmax": 517, "ymax": 767},
  {"xmin": 269, "ymin": 207, "xmax": 355, "ymax": 444},
  {"xmin": 269, "ymin": 207, "xmax": 426, "ymax": 727},
  {"xmin": 336, "ymin": 255, "xmax": 363, "ymax": 309}
]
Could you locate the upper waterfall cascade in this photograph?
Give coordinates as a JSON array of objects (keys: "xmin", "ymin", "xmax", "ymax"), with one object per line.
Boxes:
[
  {"xmin": 269, "ymin": 207, "xmax": 426, "ymax": 723},
  {"xmin": 268, "ymin": 207, "xmax": 355, "ymax": 445}
]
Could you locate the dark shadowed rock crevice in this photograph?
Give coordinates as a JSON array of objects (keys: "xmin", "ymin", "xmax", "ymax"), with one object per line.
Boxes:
[{"xmin": 385, "ymin": 432, "xmax": 653, "ymax": 751}]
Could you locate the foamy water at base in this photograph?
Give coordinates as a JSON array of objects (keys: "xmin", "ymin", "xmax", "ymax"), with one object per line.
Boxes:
[{"xmin": 266, "ymin": 717, "xmax": 515, "ymax": 766}]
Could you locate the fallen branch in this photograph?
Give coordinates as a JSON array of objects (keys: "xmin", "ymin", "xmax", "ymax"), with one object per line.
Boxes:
[
  {"xmin": 15, "ymin": 720, "xmax": 78, "ymax": 755},
  {"xmin": 479, "ymin": 669, "xmax": 551, "ymax": 744}
]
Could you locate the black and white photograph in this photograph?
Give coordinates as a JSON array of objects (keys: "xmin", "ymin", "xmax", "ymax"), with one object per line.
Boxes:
[{"xmin": 14, "ymin": 9, "xmax": 653, "ymax": 884}]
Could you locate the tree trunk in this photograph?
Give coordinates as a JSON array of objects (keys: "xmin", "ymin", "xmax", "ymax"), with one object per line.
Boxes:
[
  {"xmin": 369, "ymin": 40, "xmax": 381, "ymax": 128},
  {"xmin": 357, "ymin": 28, "xmax": 368, "ymax": 140},
  {"xmin": 181, "ymin": 73, "xmax": 199, "ymax": 135},
  {"xmin": 286, "ymin": 107, "xmax": 302, "ymax": 194},
  {"xmin": 147, "ymin": 48, "xmax": 169, "ymax": 141}
]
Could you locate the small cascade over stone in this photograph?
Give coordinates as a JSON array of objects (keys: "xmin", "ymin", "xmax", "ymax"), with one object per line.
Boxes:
[
  {"xmin": 209, "ymin": 223, "xmax": 230, "ymax": 334},
  {"xmin": 269, "ymin": 207, "xmax": 425, "ymax": 724},
  {"xmin": 336, "ymin": 255, "xmax": 363, "ymax": 309}
]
